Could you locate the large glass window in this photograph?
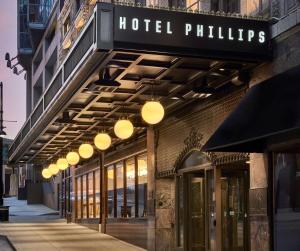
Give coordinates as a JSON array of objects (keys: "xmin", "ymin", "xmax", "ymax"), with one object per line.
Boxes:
[
  {"xmin": 88, "ymin": 172, "xmax": 94, "ymax": 218},
  {"xmin": 82, "ymin": 175, "xmax": 87, "ymax": 218},
  {"xmin": 106, "ymin": 153, "xmax": 148, "ymax": 219},
  {"xmin": 116, "ymin": 162, "xmax": 124, "ymax": 218},
  {"xmin": 107, "ymin": 165, "xmax": 114, "ymax": 218},
  {"xmin": 126, "ymin": 158, "xmax": 135, "ymax": 218},
  {"xmin": 138, "ymin": 155, "xmax": 147, "ymax": 217},
  {"xmin": 274, "ymin": 153, "xmax": 300, "ymax": 251},
  {"xmin": 95, "ymin": 170, "xmax": 101, "ymax": 218}
]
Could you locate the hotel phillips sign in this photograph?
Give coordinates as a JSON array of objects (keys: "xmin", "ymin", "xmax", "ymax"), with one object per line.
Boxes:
[{"xmin": 113, "ymin": 5, "xmax": 271, "ymax": 60}]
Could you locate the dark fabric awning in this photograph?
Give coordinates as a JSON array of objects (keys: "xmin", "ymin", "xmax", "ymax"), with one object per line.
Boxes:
[{"xmin": 203, "ymin": 69, "xmax": 300, "ymax": 153}]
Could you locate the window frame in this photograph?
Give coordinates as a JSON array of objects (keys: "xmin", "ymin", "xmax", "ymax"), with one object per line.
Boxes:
[{"xmin": 105, "ymin": 152, "xmax": 147, "ymax": 219}]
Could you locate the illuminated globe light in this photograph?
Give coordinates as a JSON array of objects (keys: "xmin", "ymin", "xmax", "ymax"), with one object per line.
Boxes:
[
  {"xmin": 141, "ymin": 101, "xmax": 165, "ymax": 125},
  {"xmin": 48, "ymin": 164, "xmax": 59, "ymax": 175},
  {"xmin": 42, "ymin": 168, "xmax": 52, "ymax": 179},
  {"xmin": 78, "ymin": 143, "xmax": 94, "ymax": 159},
  {"xmin": 94, "ymin": 133, "xmax": 111, "ymax": 151},
  {"xmin": 114, "ymin": 119, "xmax": 134, "ymax": 139},
  {"xmin": 57, "ymin": 158, "xmax": 69, "ymax": 170},
  {"xmin": 66, "ymin": 151, "xmax": 80, "ymax": 165}
]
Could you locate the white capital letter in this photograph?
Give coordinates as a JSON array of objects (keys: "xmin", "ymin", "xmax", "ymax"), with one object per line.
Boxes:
[
  {"xmin": 119, "ymin": 17, "xmax": 126, "ymax": 30},
  {"xmin": 132, "ymin": 18, "xmax": 139, "ymax": 31},
  {"xmin": 156, "ymin": 20, "xmax": 162, "ymax": 33},
  {"xmin": 259, "ymin": 31, "xmax": 266, "ymax": 43},
  {"xmin": 208, "ymin": 26, "xmax": 214, "ymax": 38},
  {"xmin": 248, "ymin": 30, "xmax": 255, "ymax": 42},
  {"xmin": 185, "ymin": 23, "xmax": 192, "ymax": 36},
  {"xmin": 197, "ymin": 25, "xmax": 203, "ymax": 37},
  {"xmin": 167, "ymin": 21, "xmax": 172, "ymax": 34},
  {"xmin": 218, "ymin": 27, "xmax": 224, "ymax": 39},
  {"xmin": 228, "ymin": 28, "xmax": 234, "ymax": 40},
  {"xmin": 144, "ymin": 19, "xmax": 150, "ymax": 32},
  {"xmin": 238, "ymin": 29, "xmax": 244, "ymax": 41}
]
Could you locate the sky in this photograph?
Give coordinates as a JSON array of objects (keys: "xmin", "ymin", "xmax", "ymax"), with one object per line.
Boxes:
[{"xmin": 0, "ymin": 0, "xmax": 26, "ymax": 140}]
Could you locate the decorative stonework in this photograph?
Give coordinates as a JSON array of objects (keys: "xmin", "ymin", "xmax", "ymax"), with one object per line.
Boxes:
[
  {"xmin": 156, "ymin": 192, "xmax": 173, "ymax": 209},
  {"xmin": 173, "ymin": 127, "xmax": 213, "ymax": 171},
  {"xmin": 156, "ymin": 127, "xmax": 249, "ymax": 178}
]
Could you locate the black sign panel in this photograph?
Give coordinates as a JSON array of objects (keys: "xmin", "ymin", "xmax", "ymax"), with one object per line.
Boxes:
[{"xmin": 113, "ymin": 6, "xmax": 271, "ymax": 60}]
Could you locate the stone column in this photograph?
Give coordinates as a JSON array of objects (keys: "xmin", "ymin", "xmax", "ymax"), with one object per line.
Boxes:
[
  {"xmin": 147, "ymin": 127, "xmax": 156, "ymax": 251},
  {"xmin": 249, "ymin": 153, "xmax": 270, "ymax": 251}
]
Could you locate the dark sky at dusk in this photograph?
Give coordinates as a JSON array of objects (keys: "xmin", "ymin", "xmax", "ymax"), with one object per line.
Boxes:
[{"xmin": 0, "ymin": 0, "xmax": 26, "ymax": 140}]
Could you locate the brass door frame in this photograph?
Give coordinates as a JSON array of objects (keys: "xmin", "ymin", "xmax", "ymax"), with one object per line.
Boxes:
[
  {"xmin": 218, "ymin": 166, "xmax": 250, "ymax": 251},
  {"xmin": 175, "ymin": 163, "xmax": 214, "ymax": 251}
]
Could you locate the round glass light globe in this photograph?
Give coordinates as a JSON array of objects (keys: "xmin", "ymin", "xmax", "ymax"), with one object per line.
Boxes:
[
  {"xmin": 48, "ymin": 164, "xmax": 59, "ymax": 175},
  {"xmin": 42, "ymin": 168, "xmax": 52, "ymax": 179},
  {"xmin": 114, "ymin": 119, "xmax": 134, "ymax": 139},
  {"xmin": 66, "ymin": 151, "xmax": 80, "ymax": 165},
  {"xmin": 57, "ymin": 158, "xmax": 69, "ymax": 170},
  {"xmin": 94, "ymin": 133, "xmax": 111, "ymax": 150},
  {"xmin": 78, "ymin": 143, "xmax": 94, "ymax": 159},
  {"xmin": 141, "ymin": 101, "xmax": 165, "ymax": 125}
]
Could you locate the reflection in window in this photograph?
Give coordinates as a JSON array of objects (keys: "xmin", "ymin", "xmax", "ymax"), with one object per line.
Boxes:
[
  {"xmin": 88, "ymin": 172, "xmax": 94, "ymax": 218},
  {"xmin": 116, "ymin": 162, "xmax": 124, "ymax": 218},
  {"xmin": 274, "ymin": 153, "xmax": 300, "ymax": 251},
  {"xmin": 76, "ymin": 177, "xmax": 81, "ymax": 218},
  {"xmin": 138, "ymin": 155, "xmax": 147, "ymax": 217},
  {"xmin": 126, "ymin": 158, "xmax": 135, "ymax": 218},
  {"xmin": 95, "ymin": 170, "xmax": 101, "ymax": 218},
  {"xmin": 69, "ymin": 178, "xmax": 74, "ymax": 213},
  {"xmin": 82, "ymin": 175, "xmax": 87, "ymax": 218},
  {"xmin": 107, "ymin": 166, "xmax": 114, "ymax": 218}
]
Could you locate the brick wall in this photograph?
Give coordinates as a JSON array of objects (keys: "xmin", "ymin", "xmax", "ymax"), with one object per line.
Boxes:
[{"xmin": 154, "ymin": 87, "xmax": 247, "ymax": 251}]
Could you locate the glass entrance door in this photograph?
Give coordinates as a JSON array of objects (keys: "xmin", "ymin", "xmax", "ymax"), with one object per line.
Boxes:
[
  {"xmin": 187, "ymin": 172, "xmax": 206, "ymax": 251},
  {"xmin": 221, "ymin": 170, "xmax": 249, "ymax": 251}
]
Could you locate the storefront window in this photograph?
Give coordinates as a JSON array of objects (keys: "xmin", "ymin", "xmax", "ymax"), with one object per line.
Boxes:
[
  {"xmin": 95, "ymin": 170, "xmax": 101, "ymax": 218},
  {"xmin": 116, "ymin": 162, "xmax": 124, "ymax": 218},
  {"xmin": 126, "ymin": 158, "xmax": 135, "ymax": 218},
  {"xmin": 138, "ymin": 155, "xmax": 147, "ymax": 217},
  {"xmin": 88, "ymin": 172, "xmax": 94, "ymax": 218},
  {"xmin": 107, "ymin": 165, "xmax": 114, "ymax": 218},
  {"xmin": 105, "ymin": 152, "xmax": 148, "ymax": 219},
  {"xmin": 274, "ymin": 153, "xmax": 300, "ymax": 251},
  {"xmin": 76, "ymin": 177, "xmax": 81, "ymax": 218},
  {"xmin": 82, "ymin": 175, "xmax": 87, "ymax": 218}
]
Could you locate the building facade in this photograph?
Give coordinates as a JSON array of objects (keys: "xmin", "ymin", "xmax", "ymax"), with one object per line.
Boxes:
[{"xmin": 9, "ymin": 0, "xmax": 300, "ymax": 251}]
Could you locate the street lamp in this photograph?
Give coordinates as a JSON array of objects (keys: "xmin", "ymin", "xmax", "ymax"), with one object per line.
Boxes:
[{"xmin": 0, "ymin": 82, "xmax": 7, "ymax": 206}]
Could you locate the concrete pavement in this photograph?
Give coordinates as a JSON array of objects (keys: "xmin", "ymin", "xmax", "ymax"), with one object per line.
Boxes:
[{"xmin": 0, "ymin": 197, "xmax": 146, "ymax": 251}]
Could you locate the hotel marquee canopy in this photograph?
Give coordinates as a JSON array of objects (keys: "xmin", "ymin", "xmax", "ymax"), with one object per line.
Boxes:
[{"xmin": 9, "ymin": 3, "xmax": 271, "ymax": 163}]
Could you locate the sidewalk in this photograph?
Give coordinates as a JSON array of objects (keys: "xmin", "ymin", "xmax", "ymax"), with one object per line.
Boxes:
[
  {"xmin": 4, "ymin": 197, "xmax": 60, "ymax": 223},
  {"xmin": 0, "ymin": 198, "xmax": 146, "ymax": 251}
]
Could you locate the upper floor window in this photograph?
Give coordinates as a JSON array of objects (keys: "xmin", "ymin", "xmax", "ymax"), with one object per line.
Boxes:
[
  {"xmin": 211, "ymin": 0, "xmax": 240, "ymax": 13},
  {"xmin": 63, "ymin": 15, "xmax": 70, "ymax": 37}
]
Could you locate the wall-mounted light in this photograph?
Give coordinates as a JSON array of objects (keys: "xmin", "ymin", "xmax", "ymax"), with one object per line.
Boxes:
[
  {"xmin": 141, "ymin": 100, "xmax": 165, "ymax": 125},
  {"xmin": 66, "ymin": 151, "xmax": 80, "ymax": 165},
  {"xmin": 78, "ymin": 143, "xmax": 94, "ymax": 159},
  {"xmin": 114, "ymin": 119, "xmax": 134, "ymax": 139},
  {"xmin": 94, "ymin": 133, "xmax": 111, "ymax": 150}
]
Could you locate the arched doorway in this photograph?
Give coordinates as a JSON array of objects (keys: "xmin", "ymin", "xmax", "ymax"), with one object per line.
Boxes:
[{"xmin": 176, "ymin": 150, "xmax": 215, "ymax": 251}]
